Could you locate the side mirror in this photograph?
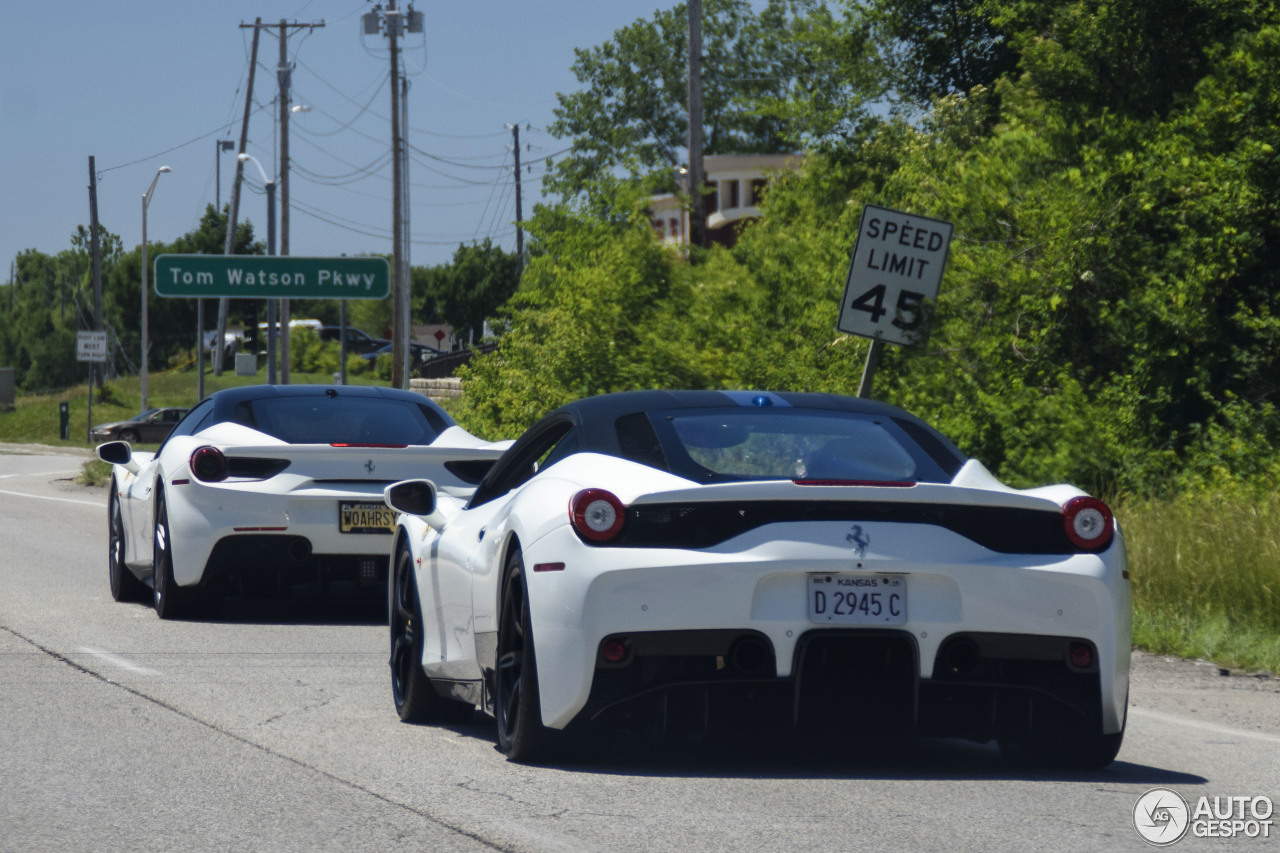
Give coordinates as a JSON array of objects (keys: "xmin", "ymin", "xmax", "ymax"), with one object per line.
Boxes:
[
  {"xmin": 96, "ymin": 440, "xmax": 140, "ymax": 475},
  {"xmin": 384, "ymin": 479, "xmax": 447, "ymax": 529}
]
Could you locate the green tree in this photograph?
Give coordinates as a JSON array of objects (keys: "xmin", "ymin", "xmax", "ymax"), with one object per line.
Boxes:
[
  {"xmin": 546, "ymin": 0, "xmax": 840, "ymax": 199},
  {"xmin": 102, "ymin": 205, "xmax": 260, "ymax": 379},
  {"xmin": 0, "ymin": 228, "xmax": 125, "ymax": 391},
  {"xmin": 422, "ymin": 239, "xmax": 521, "ymax": 344},
  {"xmin": 867, "ymin": 0, "xmax": 1016, "ymax": 108},
  {"xmin": 457, "ymin": 0, "xmax": 1280, "ymax": 497},
  {"xmin": 987, "ymin": 0, "xmax": 1254, "ymax": 119}
]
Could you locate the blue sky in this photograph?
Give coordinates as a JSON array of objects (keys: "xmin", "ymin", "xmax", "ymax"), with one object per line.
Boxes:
[{"xmin": 0, "ymin": 1, "xmax": 699, "ymax": 278}]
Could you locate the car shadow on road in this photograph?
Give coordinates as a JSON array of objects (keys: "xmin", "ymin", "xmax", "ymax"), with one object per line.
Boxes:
[
  {"xmin": 457, "ymin": 727, "xmax": 1207, "ymax": 785},
  {"xmin": 182, "ymin": 581, "xmax": 388, "ymax": 627}
]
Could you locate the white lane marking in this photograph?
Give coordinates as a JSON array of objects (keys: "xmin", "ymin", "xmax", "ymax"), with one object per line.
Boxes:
[
  {"xmin": 79, "ymin": 647, "xmax": 161, "ymax": 677},
  {"xmin": 0, "ymin": 486, "xmax": 101, "ymax": 507},
  {"xmin": 1131, "ymin": 706, "xmax": 1280, "ymax": 744},
  {"xmin": 0, "ymin": 469, "xmax": 82, "ymax": 479}
]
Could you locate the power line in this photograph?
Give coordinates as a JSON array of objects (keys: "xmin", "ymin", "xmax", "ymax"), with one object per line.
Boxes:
[
  {"xmin": 99, "ymin": 102, "xmax": 272, "ymax": 177},
  {"xmin": 295, "ymin": 56, "xmax": 510, "ymax": 139}
]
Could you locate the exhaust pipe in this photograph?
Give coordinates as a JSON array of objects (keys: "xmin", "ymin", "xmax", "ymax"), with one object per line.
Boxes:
[
  {"xmin": 728, "ymin": 635, "xmax": 772, "ymax": 676},
  {"xmin": 944, "ymin": 638, "xmax": 980, "ymax": 675},
  {"xmin": 287, "ymin": 539, "xmax": 312, "ymax": 563}
]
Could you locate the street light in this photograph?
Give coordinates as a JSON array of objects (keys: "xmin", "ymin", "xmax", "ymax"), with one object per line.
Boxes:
[
  {"xmin": 140, "ymin": 165, "xmax": 172, "ymax": 412},
  {"xmin": 238, "ymin": 153, "xmax": 278, "ymax": 384}
]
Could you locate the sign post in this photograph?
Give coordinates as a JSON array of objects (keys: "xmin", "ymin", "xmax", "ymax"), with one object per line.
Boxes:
[
  {"xmin": 837, "ymin": 204, "xmax": 953, "ymax": 397},
  {"xmin": 76, "ymin": 331, "xmax": 108, "ymax": 442}
]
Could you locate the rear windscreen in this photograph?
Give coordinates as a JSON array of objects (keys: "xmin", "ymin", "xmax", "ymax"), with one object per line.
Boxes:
[
  {"xmin": 232, "ymin": 396, "xmax": 450, "ymax": 445},
  {"xmin": 648, "ymin": 409, "xmax": 954, "ymax": 484}
]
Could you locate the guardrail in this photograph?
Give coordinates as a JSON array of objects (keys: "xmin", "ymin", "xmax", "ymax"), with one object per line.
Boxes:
[{"xmin": 415, "ymin": 342, "xmax": 496, "ymax": 379}]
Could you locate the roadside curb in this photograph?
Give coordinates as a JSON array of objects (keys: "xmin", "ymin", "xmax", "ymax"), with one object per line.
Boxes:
[{"xmin": 0, "ymin": 443, "xmax": 95, "ymax": 457}]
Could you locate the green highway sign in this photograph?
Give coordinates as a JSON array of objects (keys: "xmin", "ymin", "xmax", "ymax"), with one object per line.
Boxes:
[{"xmin": 153, "ymin": 255, "xmax": 390, "ymax": 300}]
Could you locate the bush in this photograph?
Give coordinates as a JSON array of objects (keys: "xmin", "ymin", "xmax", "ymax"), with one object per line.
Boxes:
[{"xmin": 290, "ymin": 328, "xmax": 343, "ymax": 375}]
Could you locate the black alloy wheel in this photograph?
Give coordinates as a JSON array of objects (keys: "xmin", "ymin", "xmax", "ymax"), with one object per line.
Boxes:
[
  {"xmin": 494, "ymin": 549, "xmax": 560, "ymax": 762},
  {"xmin": 389, "ymin": 544, "xmax": 473, "ymax": 723},
  {"xmin": 108, "ymin": 485, "xmax": 147, "ymax": 603},
  {"xmin": 119, "ymin": 429, "xmax": 140, "ymax": 444},
  {"xmin": 151, "ymin": 491, "xmax": 189, "ymax": 620}
]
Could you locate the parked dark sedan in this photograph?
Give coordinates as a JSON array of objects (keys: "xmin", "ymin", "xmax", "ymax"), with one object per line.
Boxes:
[
  {"xmin": 90, "ymin": 407, "xmax": 189, "ymax": 444},
  {"xmin": 319, "ymin": 326, "xmax": 389, "ymax": 355},
  {"xmin": 360, "ymin": 342, "xmax": 442, "ymax": 364}
]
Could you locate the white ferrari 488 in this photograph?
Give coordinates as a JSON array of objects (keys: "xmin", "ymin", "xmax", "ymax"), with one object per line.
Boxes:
[
  {"xmin": 97, "ymin": 384, "xmax": 506, "ymax": 618},
  {"xmin": 383, "ymin": 390, "xmax": 1130, "ymax": 767}
]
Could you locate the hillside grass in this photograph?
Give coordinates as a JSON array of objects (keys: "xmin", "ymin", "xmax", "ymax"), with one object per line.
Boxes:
[
  {"xmin": 4, "ymin": 372, "xmax": 1276, "ymax": 675},
  {"xmin": 1119, "ymin": 492, "xmax": 1280, "ymax": 674},
  {"xmin": 0, "ymin": 365, "xmax": 385, "ymax": 448}
]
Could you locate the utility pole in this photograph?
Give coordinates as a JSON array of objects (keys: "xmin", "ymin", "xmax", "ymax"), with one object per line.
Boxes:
[
  {"xmin": 389, "ymin": 1, "xmax": 405, "ymax": 389},
  {"xmin": 219, "ymin": 19, "xmax": 263, "ymax": 377},
  {"xmin": 365, "ymin": 1, "xmax": 421, "ymax": 389},
  {"xmin": 511, "ymin": 123, "xmax": 524, "ymax": 270},
  {"xmin": 88, "ymin": 157, "xmax": 103, "ymax": 392},
  {"xmin": 276, "ymin": 17, "xmax": 325, "ymax": 384},
  {"xmin": 400, "ymin": 72, "xmax": 412, "ymax": 384},
  {"xmin": 687, "ymin": 0, "xmax": 707, "ymax": 250}
]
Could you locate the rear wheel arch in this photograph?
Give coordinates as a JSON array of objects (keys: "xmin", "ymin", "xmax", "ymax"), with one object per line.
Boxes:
[
  {"xmin": 388, "ymin": 527, "xmax": 411, "ymax": 613},
  {"xmin": 109, "ymin": 476, "xmax": 126, "ymax": 562},
  {"xmin": 498, "ymin": 533, "xmax": 524, "ymax": 609}
]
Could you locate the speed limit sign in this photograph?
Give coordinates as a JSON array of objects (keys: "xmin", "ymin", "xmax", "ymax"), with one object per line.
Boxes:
[{"xmin": 837, "ymin": 204, "xmax": 953, "ymax": 347}]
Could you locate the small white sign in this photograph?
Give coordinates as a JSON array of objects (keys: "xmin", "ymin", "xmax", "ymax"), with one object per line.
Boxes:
[
  {"xmin": 76, "ymin": 331, "xmax": 108, "ymax": 363},
  {"xmin": 837, "ymin": 204, "xmax": 953, "ymax": 347}
]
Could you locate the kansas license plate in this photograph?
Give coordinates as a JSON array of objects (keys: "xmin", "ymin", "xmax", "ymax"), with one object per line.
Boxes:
[
  {"xmin": 339, "ymin": 501, "xmax": 395, "ymax": 534},
  {"xmin": 807, "ymin": 574, "xmax": 907, "ymax": 624}
]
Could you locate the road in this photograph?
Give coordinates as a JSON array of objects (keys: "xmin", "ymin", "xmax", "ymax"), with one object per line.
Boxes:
[{"xmin": 1, "ymin": 447, "xmax": 1277, "ymax": 852}]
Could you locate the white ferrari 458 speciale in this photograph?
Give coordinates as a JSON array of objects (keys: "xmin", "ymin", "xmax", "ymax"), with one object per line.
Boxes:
[
  {"xmin": 97, "ymin": 384, "xmax": 506, "ymax": 618},
  {"xmin": 382, "ymin": 390, "xmax": 1130, "ymax": 767}
]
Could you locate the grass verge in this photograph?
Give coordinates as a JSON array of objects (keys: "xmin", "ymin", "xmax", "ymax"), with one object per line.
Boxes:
[
  {"xmin": 1120, "ymin": 491, "xmax": 1280, "ymax": 674},
  {"xmin": 0, "ymin": 367, "xmax": 385, "ymax": 447},
  {"xmin": 78, "ymin": 459, "xmax": 112, "ymax": 487}
]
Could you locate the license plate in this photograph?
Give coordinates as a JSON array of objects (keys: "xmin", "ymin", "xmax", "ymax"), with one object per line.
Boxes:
[
  {"xmin": 807, "ymin": 574, "xmax": 907, "ymax": 625},
  {"xmin": 339, "ymin": 501, "xmax": 395, "ymax": 534}
]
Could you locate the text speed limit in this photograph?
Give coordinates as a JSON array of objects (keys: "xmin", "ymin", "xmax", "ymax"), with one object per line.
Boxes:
[{"xmin": 838, "ymin": 205, "xmax": 953, "ymax": 347}]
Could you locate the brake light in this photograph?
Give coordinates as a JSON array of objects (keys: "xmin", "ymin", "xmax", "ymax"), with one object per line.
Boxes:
[
  {"xmin": 189, "ymin": 446, "xmax": 229, "ymax": 483},
  {"xmin": 793, "ymin": 479, "xmax": 914, "ymax": 487},
  {"xmin": 570, "ymin": 489, "xmax": 626, "ymax": 543},
  {"xmin": 1062, "ymin": 496, "xmax": 1114, "ymax": 550},
  {"xmin": 330, "ymin": 443, "xmax": 408, "ymax": 448}
]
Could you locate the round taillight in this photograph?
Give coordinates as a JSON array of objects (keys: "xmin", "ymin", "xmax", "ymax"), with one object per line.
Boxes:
[
  {"xmin": 1063, "ymin": 496, "xmax": 1114, "ymax": 550},
  {"xmin": 190, "ymin": 446, "xmax": 228, "ymax": 483},
  {"xmin": 570, "ymin": 489, "xmax": 625, "ymax": 543}
]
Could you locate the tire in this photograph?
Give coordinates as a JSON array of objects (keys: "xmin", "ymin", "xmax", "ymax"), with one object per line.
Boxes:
[
  {"xmin": 119, "ymin": 429, "xmax": 140, "ymax": 444},
  {"xmin": 998, "ymin": 723, "xmax": 1125, "ymax": 769},
  {"xmin": 389, "ymin": 544, "xmax": 473, "ymax": 724},
  {"xmin": 108, "ymin": 485, "xmax": 148, "ymax": 603},
  {"xmin": 152, "ymin": 491, "xmax": 192, "ymax": 620},
  {"xmin": 494, "ymin": 549, "xmax": 561, "ymax": 762}
]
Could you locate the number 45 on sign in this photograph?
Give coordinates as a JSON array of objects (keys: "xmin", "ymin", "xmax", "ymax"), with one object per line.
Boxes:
[{"xmin": 837, "ymin": 204, "xmax": 953, "ymax": 348}]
